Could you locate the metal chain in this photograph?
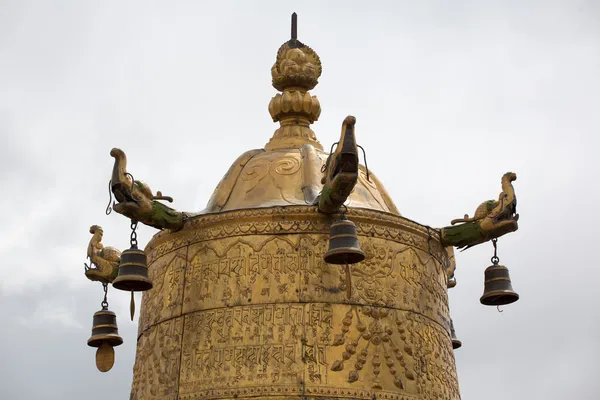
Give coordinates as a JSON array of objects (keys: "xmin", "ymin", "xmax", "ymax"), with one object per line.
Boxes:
[
  {"xmin": 356, "ymin": 144, "xmax": 370, "ymax": 182},
  {"xmin": 340, "ymin": 204, "xmax": 348, "ymax": 217},
  {"xmin": 491, "ymin": 238, "xmax": 500, "ymax": 265},
  {"xmin": 130, "ymin": 220, "xmax": 138, "ymax": 248},
  {"xmin": 322, "ymin": 142, "xmax": 339, "ymax": 173},
  {"xmin": 105, "ymin": 180, "xmax": 113, "ymax": 215},
  {"xmin": 101, "ymin": 283, "xmax": 109, "ymax": 309}
]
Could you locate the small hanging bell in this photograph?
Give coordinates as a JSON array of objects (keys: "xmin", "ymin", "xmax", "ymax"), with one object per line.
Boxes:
[
  {"xmin": 87, "ymin": 307, "xmax": 123, "ymax": 372},
  {"xmin": 112, "ymin": 221, "xmax": 153, "ymax": 320},
  {"xmin": 87, "ymin": 308, "xmax": 123, "ymax": 348},
  {"xmin": 112, "ymin": 244, "xmax": 153, "ymax": 292},
  {"xmin": 450, "ymin": 319, "xmax": 462, "ymax": 350},
  {"xmin": 480, "ymin": 264, "xmax": 519, "ymax": 306},
  {"xmin": 323, "ymin": 216, "xmax": 365, "ymax": 265},
  {"xmin": 447, "ymin": 276, "xmax": 457, "ymax": 288},
  {"xmin": 481, "ymin": 238, "xmax": 519, "ymax": 306}
]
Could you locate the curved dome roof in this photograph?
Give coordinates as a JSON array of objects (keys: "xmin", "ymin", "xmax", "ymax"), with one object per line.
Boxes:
[
  {"xmin": 202, "ymin": 145, "xmax": 399, "ymax": 214},
  {"xmin": 199, "ymin": 27, "xmax": 399, "ymax": 216}
]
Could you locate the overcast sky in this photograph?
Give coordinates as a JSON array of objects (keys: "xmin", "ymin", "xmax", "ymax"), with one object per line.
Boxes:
[{"xmin": 1, "ymin": 0, "xmax": 599, "ymax": 399}]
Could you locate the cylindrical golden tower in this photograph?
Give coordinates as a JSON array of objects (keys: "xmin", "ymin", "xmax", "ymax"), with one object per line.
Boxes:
[{"xmin": 130, "ymin": 19, "xmax": 460, "ymax": 400}]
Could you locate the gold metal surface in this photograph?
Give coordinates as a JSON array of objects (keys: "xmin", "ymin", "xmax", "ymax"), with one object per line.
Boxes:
[
  {"xmin": 84, "ymin": 225, "xmax": 121, "ymax": 284},
  {"xmin": 202, "ymin": 149, "xmax": 398, "ymax": 214},
  {"xmin": 130, "ymin": 207, "xmax": 459, "ymax": 400},
  {"xmin": 441, "ymin": 172, "xmax": 519, "ymax": 250},
  {"xmin": 124, "ymin": 15, "xmax": 482, "ymax": 400},
  {"xmin": 199, "ymin": 32, "xmax": 399, "ymax": 216},
  {"xmin": 109, "ymin": 148, "xmax": 184, "ymax": 230}
]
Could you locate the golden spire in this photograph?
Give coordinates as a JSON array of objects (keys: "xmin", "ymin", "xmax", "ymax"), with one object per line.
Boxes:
[{"xmin": 265, "ymin": 13, "xmax": 323, "ymax": 150}]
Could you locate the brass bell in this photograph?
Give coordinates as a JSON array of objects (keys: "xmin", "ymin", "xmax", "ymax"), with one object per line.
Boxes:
[
  {"xmin": 480, "ymin": 264, "xmax": 519, "ymax": 306},
  {"xmin": 447, "ymin": 276, "xmax": 457, "ymax": 288},
  {"xmin": 88, "ymin": 307, "xmax": 123, "ymax": 372},
  {"xmin": 450, "ymin": 319, "xmax": 462, "ymax": 350},
  {"xmin": 87, "ymin": 308, "xmax": 123, "ymax": 348},
  {"xmin": 112, "ymin": 245, "xmax": 153, "ymax": 292},
  {"xmin": 323, "ymin": 217, "xmax": 365, "ymax": 265}
]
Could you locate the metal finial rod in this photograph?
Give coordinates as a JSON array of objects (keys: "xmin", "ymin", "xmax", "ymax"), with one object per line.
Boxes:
[{"xmin": 291, "ymin": 12, "xmax": 297, "ymax": 40}]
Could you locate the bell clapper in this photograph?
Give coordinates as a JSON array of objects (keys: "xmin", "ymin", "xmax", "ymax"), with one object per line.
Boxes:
[
  {"xmin": 96, "ymin": 341, "xmax": 115, "ymax": 373},
  {"xmin": 130, "ymin": 291, "xmax": 135, "ymax": 321}
]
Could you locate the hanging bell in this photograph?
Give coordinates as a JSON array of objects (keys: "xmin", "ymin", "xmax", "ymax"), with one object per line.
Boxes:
[
  {"xmin": 447, "ymin": 276, "xmax": 457, "ymax": 288},
  {"xmin": 480, "ymin": 264, "xmax": 519, "ymax": 306},
  {"xmin": 112, "ymin": 244, "xmax": 153, "ymax": 292},
  {"xmin": 87, "ymin": 307, "xmax": 123, "ymax": 372},
  {"xmin": 87, "ymin": 308, "xmax": 123, "ymax": 348},
  {"xmin": 323, "ymin": 217, "xmax": 365, "ymax": 265},
  {"xmin": 450, "ymin": 319, "xmax": 462, "ymax": 350}
]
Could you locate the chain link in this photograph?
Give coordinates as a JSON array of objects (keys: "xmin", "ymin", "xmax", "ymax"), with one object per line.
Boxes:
[
  {"xmin": 491, "ymin": 238, "xmax": 500, "ymax": 265},
  {"xmin": 130, "ymin": 220, "xmax": 138, "ymax": 247},
  {"xmin": 356, "ymin": 144, "xmax": 370, "ymax": 182},
  {"xmin": 101, "ymin": 283, "xmax": 109, "ymax": 309},
  {"xmin": 105, "ymin": 180, "xmax": 113, "ymax": 215},
  {"xmin": 339, "ymin": 204, "xmax": 348, "ymax": 219}
]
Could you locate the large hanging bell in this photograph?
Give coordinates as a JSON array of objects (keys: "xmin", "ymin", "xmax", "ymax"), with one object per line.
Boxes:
[
  {"xmin": 112, "ymin": 245, "xmax": 153, "ymax": 292},
  {"xmin": 480, "ymin": 264, "xmax": 519, "ymax": 306},
  {"xmin": 87, "ymin": 308, "xmax": 123, "ymax": 348},
  {"xmin": 450, "ymin": 319, "xmax": 462, "ymax": 350},
  {"xmin": 323, "ymin": 217, "xmax": 366, "ymax": 265}
]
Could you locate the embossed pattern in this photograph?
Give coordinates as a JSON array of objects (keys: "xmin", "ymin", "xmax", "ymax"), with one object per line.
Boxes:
[{"xmin": 131, "ymin": 209, "xmax": 459, "ymax": 400}]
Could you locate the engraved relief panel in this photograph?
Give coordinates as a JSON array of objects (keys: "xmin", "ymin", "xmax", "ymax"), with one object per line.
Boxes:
[
  {"xmin": 180, "ymin": 232, "xmax": 448, "ymax": 329},
  {"xmin": 178, "ymin": 304, "xmax": 306, "ymax": 399},
  {"xmin": 300, "ymin": 236, "xmax": 450, "ymax": 329},
  {"xmin": 176, "ymin": 304, "xmax": 458, "ymax": 400},
  {"xmin": 131, "ymin": 317, "xmax": 184, "ymax": 400},
  {"xmin": 138, "ymin": 247, "xmax": 187, "ymax": 335},
  {"xmin": 183, "ymin": 235, "xmax": 305, "ymax": 313},
  {"xmin": 304, "ymin": 305, "xmax": 459, "ymax": 400}
]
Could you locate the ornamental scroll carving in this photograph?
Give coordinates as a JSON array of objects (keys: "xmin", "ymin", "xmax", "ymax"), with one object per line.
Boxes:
[
  {"xmin": 238, "ymin": 155, "xmax": 303, "ymax": 204},
  {"xmin": 167, "ymin": 234, "xmax": 449, "ymax": 329},
  {"xmin": 145, "ymin": 207, "xmax": 448, "ymax": 267}
]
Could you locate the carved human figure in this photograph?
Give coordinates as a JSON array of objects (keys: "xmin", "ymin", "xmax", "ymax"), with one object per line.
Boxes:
[
  {"xmin": 441, "ymin": 172, "xmax": 519, "ymax": 250},
  {"xmin": 84, "ymin": 225, "xmax": 121, "ymax": 284}
]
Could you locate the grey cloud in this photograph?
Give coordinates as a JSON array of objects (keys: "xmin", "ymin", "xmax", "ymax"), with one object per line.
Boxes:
[{"xmin": 1, "ymin": 0, "xmax": 599, "ymax": 399}]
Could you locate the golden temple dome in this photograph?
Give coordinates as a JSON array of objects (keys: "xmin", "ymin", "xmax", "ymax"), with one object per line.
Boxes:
[
  {"xmin": 85, "ymin": 13, "xmax": 520, "ymax": 400},
  {"xmin": 201, "ymin": 15, "xmax": 399, "ymax": 215}
]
